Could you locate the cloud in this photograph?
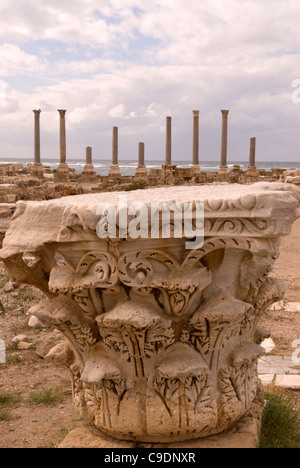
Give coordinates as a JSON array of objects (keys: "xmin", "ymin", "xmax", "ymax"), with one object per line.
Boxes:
[
  {"xmin": 0, "ymin": 43, "xmax": 42, "ymax": 76},
  {"xmin": 0, "ymin": 0, "xmax": 299, "ymax": 162}
]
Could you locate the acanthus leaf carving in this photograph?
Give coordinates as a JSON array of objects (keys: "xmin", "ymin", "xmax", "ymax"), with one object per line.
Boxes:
[{"xmin": 49, "ymin": 251, "xmax": 118, "ymax": 294}]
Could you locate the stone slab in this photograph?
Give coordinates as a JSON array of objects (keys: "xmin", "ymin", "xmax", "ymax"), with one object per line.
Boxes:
[
  {"xmin": 275, "ymin": 375, "xmax": 300, "ymax": 390},
  {"xmin": 258, "ymin": 356, "xmax": 299, "ymax": 375},
  {"xmin": 259, "ymin": 374, "xmax": 275, "ymax": 386}
]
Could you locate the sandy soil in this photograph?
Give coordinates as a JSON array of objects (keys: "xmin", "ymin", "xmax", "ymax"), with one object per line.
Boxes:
[
  {"xmin": 260, "ymin": 215, "xmax": 300, "ymax": 355},
  {"xmin": 0, "ymin": 213, "xmax": 299, "ymax": 448}
]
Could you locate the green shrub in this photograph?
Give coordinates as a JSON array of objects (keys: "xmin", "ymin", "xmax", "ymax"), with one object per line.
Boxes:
[
  {"xmin": 125, "ymin": 180, "xmax": 147, "ymax": 191},
  {"xmin": 260, "ymin": 393, "xmax": 300, "ymax": 448},
  {"xmin": 29, "ymin": 387, "xmax": 64, "ymax": 407}
]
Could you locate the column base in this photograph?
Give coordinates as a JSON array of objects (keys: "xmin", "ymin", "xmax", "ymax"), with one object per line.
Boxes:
[
  {"xmin": 109, "ymin": 165, "xmax": 121, "ymax": 178},
  {"xmin": 218, "ymin": 166, "xmax": 228, "ymax": 175},
  {"xmin": 191, "ymin": 164, "xmax": 201, "ymax": 175},
  {"xmin": 58, "ymin": 384, "xmax": 264, "ymax": 449},
  {"xmin": 79, "ymin": 165, "xmax": 98, "ymax": 183},
  {"xmin": 31, "ymin": 165, "xmax": 45, "ymax": 177},
  {"xmin": 55, "ymin": 164, "xmax": 70, "ymax": 182},
  {"xmin": 135, "ymin": 166, "xmax": 147, "ymax": 178},
  {"xmin": 247, "ymin": 167, "xmax": 258, "ymax": 176}
]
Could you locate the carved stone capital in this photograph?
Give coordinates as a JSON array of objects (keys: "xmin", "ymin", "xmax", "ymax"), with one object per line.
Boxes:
[{"xmin": 1, "ymin": 183, "xmax": 299, "ymax": 442}]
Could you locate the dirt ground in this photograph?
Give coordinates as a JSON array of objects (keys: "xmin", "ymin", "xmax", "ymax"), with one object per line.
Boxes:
[{"xmin": 0, "ymin": 215, "xmax": 299, "ymax": 449}]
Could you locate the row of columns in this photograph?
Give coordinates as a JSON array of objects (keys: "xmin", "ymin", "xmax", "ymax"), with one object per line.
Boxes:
[{"xmin": 32, "ymin": 109, "xmax": 257, "ymax": 175}]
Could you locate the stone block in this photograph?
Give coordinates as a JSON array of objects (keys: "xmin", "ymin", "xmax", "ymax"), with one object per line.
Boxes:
[
  {"xmin": 275, "ymin": 375, "xmax": 300, "ymax": 389},
  {"xmin": 1, "ymin": 182, "xmax": 299, "ymax": 444}
]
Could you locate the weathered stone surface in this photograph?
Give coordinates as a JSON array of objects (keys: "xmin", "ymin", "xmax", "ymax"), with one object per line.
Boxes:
[
  {"xmin": 58, "ymin": 385, "xmax": 264, "ymax": 448},
  {"xmin": 1, "ymin": 182, "xmax": 299, "ymax": 443},
  {"xmin": 12, "ymin": 334, "xmax": 29, "ymax": 343}
]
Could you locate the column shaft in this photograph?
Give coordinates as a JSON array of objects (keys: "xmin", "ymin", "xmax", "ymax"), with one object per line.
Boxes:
[
  {"xmin": 58, "ymin": 110, "xmax": 67, "ymax": 164},
  {"xmin": 192, "ymin": 110, "xmax": 199, "ymax": 166},
  {"xmin": 220, "ymin": 110, "xmax": 229, "ymax": 170},
  {"xmin": 86, "ymin": 146, "xmax": 92, "ymax": 165},
  {"xmin": 112, "ymin": 126, "xmax": 118, "ymax": 165},
  {"xmin": 33, "ymin": 110, "xmax": 41, "ymax": 165},
  {"xmin": 165, "ymin": 117, "xmax": 172, "ymax": 165},
  {"xmin": 138, "ymin": 142, "xmax": 145, "ymax": 167},
  {"xmin": 249, "ymin": 137, "xmax": 256, "ymax": 168}
]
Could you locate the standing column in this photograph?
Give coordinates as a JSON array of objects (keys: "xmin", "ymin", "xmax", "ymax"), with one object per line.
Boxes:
[
  {"xmin": 55, "ymin": 109, "xmax": 69, "ymax": 182},
  {"xmin": 138, "ymin": 142, "xmax": 145, "ymax": 167},
  {"xmin": 86, "ymin": 146, "xmax": 93, "ymax": 166},
  {"xmin": 249, "ymin": 137, "xmax": 256, "ymax": 169},
  {"xmin": 247, "ymin": 137, "xmax": 257, "ymax": 175},
  {"xmin": 33, "ymin": 110, "xmax": 41, "ymax": 166},
  {"xmin": 81, "ymin": 146, "xmax": 97, "ymax": 182},
  {"xmin": 109, "ymin": 126, "xmax": 121, "ymax": 177},
  {"xmin": 219, "ymin": 110, "xmax": 229, "ymax": 174},
  {"xmin": 135, "ymin": 142, "xmax": 147, "ymax": 177},
  {"xmin": 192, "ymin": 110, "xmax": 200, "ymax": 174},
  {"xmin": 165, "ymin": 116, "xmax": 172, "ymax": 166},
  {"xmin": 58, "ymin": 109, "xmax": 67, "ymax": 165}
]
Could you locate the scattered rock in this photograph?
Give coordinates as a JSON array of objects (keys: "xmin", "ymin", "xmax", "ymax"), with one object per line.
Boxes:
[
  {"xmin": 261, "ymin": 338, "xmax": 276, "ymax": 354},
  {"xmin": 28, "ymin": 315, "xmax": 44, "ymax": 329},
  {"xmin": 35, "ymin": 341, "xmax": 58, "ymax": 359},
  {"xmin": 17, "ymin": 341, "xmax": 34, "ymax": 350},
  {"xmin": 285, "ymin": 176, "xmax": 300, "ymax": 184},
  {"xmin": 4, "ymin": 281, "xmax": 16, "ymax": 293},
  {"xmin": 12, "ymin": 334, "xmax": 29, "ymax": 343}
]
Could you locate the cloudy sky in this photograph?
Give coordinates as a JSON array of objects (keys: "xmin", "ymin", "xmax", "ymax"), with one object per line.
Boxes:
[{"xmin": 0, "ymin": 0, "xmax": 299, "ymax": 163}]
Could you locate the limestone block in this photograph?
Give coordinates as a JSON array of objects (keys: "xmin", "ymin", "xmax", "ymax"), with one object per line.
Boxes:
[{"xmin": 275, "ymin": 375, "xmax": 300, "ymax": 389}]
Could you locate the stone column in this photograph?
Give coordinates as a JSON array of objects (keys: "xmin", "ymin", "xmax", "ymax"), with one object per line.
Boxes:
[
  {"xmin": 86, "ymin": 146, "xmax": 92, "ymax": 166},
  {"xmin": 33, "ymin": 110, "xmax": 41, "ymax": 166},
  {"xmin": 162, "ymin": 116, "xmax": 176, "ymax": 184},
  {"xmin": 219, "ymin": 110, "xmax": 229, "ymax": 174},
  {"xmin": 58, "ymin": 109, "xmax": 67, "ymax": 165},
  {"xmin": 109, "ymin": 126, "xmax": 121, "ymax": 177},
  {"xmin": 192, "ymin": 110, "xmax": 200, "ymax": 174},
  {"xmin": 165, "ymin": 116, "xmax": 172, "ymax": 166},
  {"xmin": 248, "ymin": 137, "xmax": 256, "ymax": 171},
  {"xmin": 55, "ymin": 109, "xmax": 69, "ymax": 182},
  {"xmin": 80, "ymin": 146, "xmax": 97, "ymax": 183},
  {"xmin": 135, "ymin": 142, "xmax": 147, "ymax": 178}
]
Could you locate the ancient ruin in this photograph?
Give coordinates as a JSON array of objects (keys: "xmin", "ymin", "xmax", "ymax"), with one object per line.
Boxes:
[
  {"xmin": 33, "ymin": 110, "xmax": 41, "ymax": 166},
  {"xmin": 219, "ymin": 110, "xmax": 229, "ymax": 174},
  {"xmin": 109, "ymin": 126, "xmax": 121, "ymax": 178},
  {"xmin": 248, "ymin": 137, "xmax": 257, "ymax": 176},
  {"xmin": 1, "ymin": 182, "xmax": 299, "ymax": 443},
  {"xmin": 79, "ymin": 147, "xmax": 98, "ymax": 184},
  {"xmin": 55, "ymin": 110, "xmax": 70, "ymax": 182},
  {"xmin": 192, "ymin": 110, "xmax": 201, "ymax": 175},
  {"xmin": 135, "ymin": 142, "xmax": 147, "ymax": 178}
]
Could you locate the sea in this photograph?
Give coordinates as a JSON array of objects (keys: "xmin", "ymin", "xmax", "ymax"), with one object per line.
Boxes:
[{"xmin": 0, "ymin": 158, "xmax": 300, "ymax": 177}]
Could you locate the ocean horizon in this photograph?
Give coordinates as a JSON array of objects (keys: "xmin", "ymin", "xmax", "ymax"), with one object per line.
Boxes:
[{"xmin": 0, "ymin": 158, "xmax": 300, "ymax": 177}]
